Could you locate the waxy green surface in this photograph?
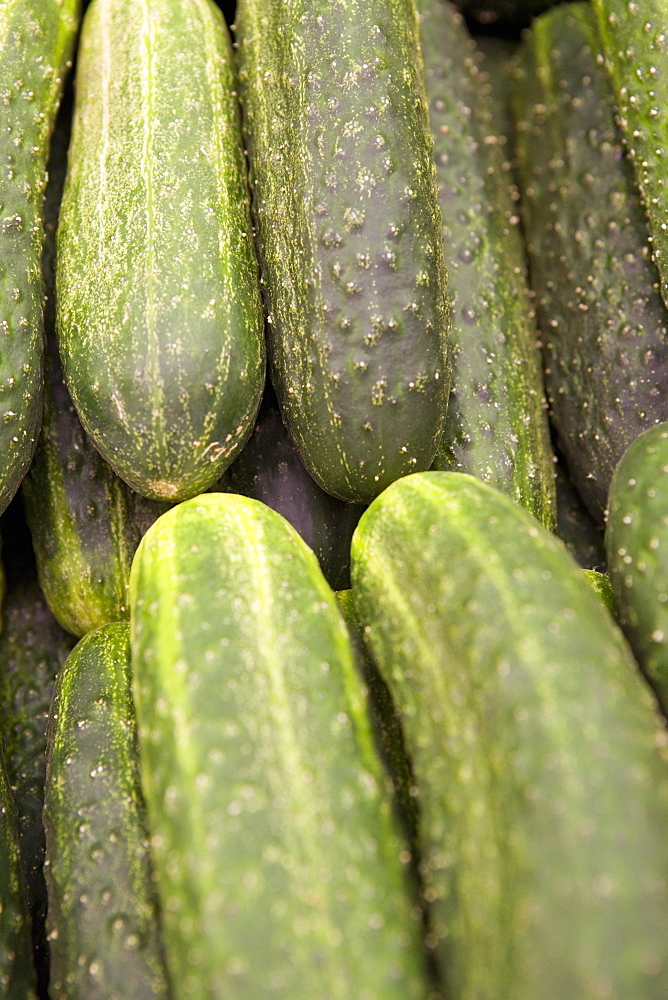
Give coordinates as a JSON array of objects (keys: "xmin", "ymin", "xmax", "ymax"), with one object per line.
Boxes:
[
  {"xmin": 420, "ymin": 0, "xmax": 555, "ymax": 530},
  {"xmin": 235, "ymin": 0, "xmax": 450, "ymax": 503},
  {"xmin": 352, "ymin": 470, "xmax": 668, "ymax": 999},
  {"xmin": 593, "ymin": 0, "xmax": 668, "ymax": 309},
  {"xmin": 57, "ymin": 0, "xmax": 265, "ymax": 502},
  {"xmin": 44, "ymin": 623, "xmax": 170, "ymax": 1000},
  {"xmin": 130, "ymin": 493, "xmax": 431, "ymax": 1000},
  {"xmin": 0, "ymin": 0, "xmax": 81, "ymax": 515},
  {"xmin": 512, "ymin": 3, "xmax": 668, "ymax": 524},
  {"xmin": 606, "ymin": 421, "xmax": 668, "ymax": 718}
]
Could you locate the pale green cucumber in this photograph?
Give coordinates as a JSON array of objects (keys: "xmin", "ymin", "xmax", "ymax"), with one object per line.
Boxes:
[
  {"xmin": 420, "ymin": 0, "xmax": 555, "ymax": 530},
  {"xmin": 0, "ymin": 0, "xmax": 81, "ymax": 515},
  {"xmin": 352, "ymin": 470, "xmax": 668, "ymax": 999},
  {"xmin": 235, "ymin": 0, "xmax": 450, "ymax": 504},
  {"xmin": 43, "ymin": 622, "xmax": 170, "ymax": 1000},
  {"xmin": 130, "ymin": 493, "xmax": 432, "ymax": 1000},
  {"xmin": 0, "ymin": 740, "xmax": 37, "ymax": 999},
  {"xmin": 57, "ymin": 0, "xmax": 265, "ymax": 502}
]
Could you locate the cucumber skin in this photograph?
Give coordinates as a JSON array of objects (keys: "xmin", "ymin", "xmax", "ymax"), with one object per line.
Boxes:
[
  {"xmin": 24, "ymin": 101, "xmax": 169, "ymax": 638},
  {"xmin": 351, "ymin": 470, "xmax": 668, "ymax": 1000},
  {"xmin": 0, "ymin": 572, "xmax": 76, "ymax": 997},
  {"xmin": 43, "ymin": 623, "xmax": 170, "ymax": 1000},
  {"xmin": 421, "ymin": 0, "xmax": 555, "ymax": 530},
  {"xmin": 605, "ymin": 421, "xmax": 668, "ymax": 717},
  {"xmin": 512, "ymin": 3, "xmax": 668, "ymax": 525},
  {"xmin": 0, "ymin": 741, "xmax": 37, "ymax": 1000},
  {"xmin": 0, "ymin": 0, "xmax": 81, "ymax": 516},
  {"xmin": 216, "ymin": 402, "xmax": 365, "ymax": 590},
  {"xmin": 57, "ymin": 0, "xmax": 265, "ymax": 502},
  {"xmin": 235, "ymin": 0, "xmax": 450, "ymax": 504},
  {"xmin": 593, "ymin": 0, "xmax": 668, "ymax": 308},
  {"xmin": 130, "ymin": 493, "xmax": 430, "ymax": 1000}
]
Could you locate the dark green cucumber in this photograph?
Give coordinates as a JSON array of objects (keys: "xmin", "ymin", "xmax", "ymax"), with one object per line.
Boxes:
[
  {"xmin": 0, "ymin": 739, "xmax": 37, "ymax": 1000},
  {"xmin": 593, "ymin": 0, "xmax": 668, "ymax": 308},
  {"xmin": 351, "ymin": 470, "xmax": 668, "ymax": 999},
  {"xmin": 512, "ymin": 3, "xmax": 668, "ymax": 524},
  {"xmin": 130, "ymin": 493, "xmax": 432, "ymax": 1000},
  {"xmin": 43, "ymin": 622, "xmax": 170, "ymax": 1000},
  {"xmin": 0, "ymin": 0, "xmax": 81, "ymax": 516},
  {"xmin": 57, "ymin": 0, "xmax": 265, "ymax": 502},
  {"xmin": 235, "ymin": 0, "xmax": 450, "ymax": 504},
  {"xmin": 420, "ymin": 0, "xmax": 555, "ymax": 529},
  {"xmin": 605, "ymin": 421, "xmax": 668, "ymax": 717},
  {"xmin": 216, "ymin": 398, "xmax": 365, "ymax": 590},
  {"xmin": 0, "ymin": 569, "xmax": 76, "ymax": 996},
  {"xmin": 23, "ymin": 107, "xmax": 169, "ymax": 638}
]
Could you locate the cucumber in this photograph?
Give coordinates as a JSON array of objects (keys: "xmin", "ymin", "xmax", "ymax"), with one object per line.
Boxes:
[
  {"xmin": 216, "ymin": 397, "xmax": 365, "ymax": 590},
  {"xmin": 512, "ymin": 3, "xmax": 668, "ymax": 524},
  {"xmin": 351, "ymin": 470, "xmax": 668, "ymax": 999},
  {"xmin": 130, "ymin": 493, "xmax": 432, "ymax": 1000},
  {"xmin": 605, "ymin": 421, "xmax": 668, "ymax": 717},
  {"xmin": 0, "ymin": 739, "xmax": 37, "ymax": 1000},
  {"xmin": 593, "ymin": 0, "xmax": 668, "ymax": 308},
  {"xmin": 57, "ymin": 0, "xmax": 265, "ymax": 502},
  {"xmin": 43, "ymin": 622, "xmax": 170, "ymax": 1000},
  {"xmin": 24, "ymin": 109, "xmax": 169, "ymax": 638},
  {"xmin": 235, "ymin": 0, "xmax": 450, "ymax": 504},
  {"xmin": 0, "ymin": 569, "xmax": 77, "ymax": 996},
  {"xmin": 0, "ymin": 0, "xmax": 81, "ymax": 516},
  {"xmin": 420, "ymin": 0, "xmax": 555, "ymax": 529}
]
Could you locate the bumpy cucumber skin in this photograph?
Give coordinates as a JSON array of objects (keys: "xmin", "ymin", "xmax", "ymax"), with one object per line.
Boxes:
[
  {"xmin": 605, "ymin": 421, "xmax": 668, "ymax": 717},
  {"xmin": 581, "ymin": 568, "xmax": 615, "ymax": 617},
  {"xmin": 0, "ymin": 573, "xmax": 76, "ymax": 997},
  {"xmin": 57, "ymin": 0, "xmax": 265, "ymax": 502},
  {"xmin": 593, "ymin": 0, "xmax": 668, "ymax": 309},
  {"xmin": 0, "ymin": 741, "xmax": 37, "ymax": 1000},
  {"xmin": 24, "ymin": 114, "xmax": 169, "ymax": 638},
  {"xmin": 512, "ymin": 3, "xmax": 668, "ymax": 525},
  {"xmin": 216, "ymin": 402, "xmax": 365, "ymax": 590},
  {"xmin": 351, "ymin": 470, "xmax": 668, "ymax": 1000},
  {"xmin": 0, "ymin": 0, "xmax": 81, "ymax": 516},
  {"xmin": 235, "ymin": 0, "xmax": 450, "ymax": 504},
  {"xmin": 130, "ymin": 493, "xmax": 430, "ymax": 1000},
  {"xmin": 43, "ymin": 623, "xmax": 170, "ymax": 1000},
  {"xmin": 421, "ymin": 0, "xmax": 555, "ymax": 530}
]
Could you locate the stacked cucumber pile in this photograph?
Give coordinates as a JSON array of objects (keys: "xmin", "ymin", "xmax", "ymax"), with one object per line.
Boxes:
[{"xmin": 2, "ymin": 0, "xmax": 668, "ymax": 997}]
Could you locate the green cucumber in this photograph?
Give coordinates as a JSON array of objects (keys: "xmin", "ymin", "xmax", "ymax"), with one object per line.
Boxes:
[
  {"xmin": 351, "ymin": 469, "xmax": 668, "ymax": 999},
  {"xmin": 581, "ymin": 568, "xmax": 615, "ymax": 616},
  {"xmin": 216, "ymin": 398, "xmax": 365, "ymax": 590},
  {"xmin": 130, "ymin": 493, "xmax": 432, "ymax": 1000},
  {"xmin": 0, "ymin": 0, "xmax": 81, "ymax": 516},
  {"xmin": 43, "ymin": 622, "xmax": 170, "ymax": 1000},
  {"xmin": 420, "ymin": 0, "xmax": 555, "ymax": 529},
  {"xmin": 593, "ymin": 0, "xmax": 668, "ymax": 308},
  {"xmin": 57, "ymin": 0, "xmax": 265, "ymax": 502},
  {"xmin": 235, "ymin": 0, "xmax": 450, "ymax": 504},
  {"xmin": 24, "ymin": 110, "xmax": 169, "ymax": 638},
  {"xmin": 0, "ymin": 739, "xmax": 37, "ymax": 999},
  {"xmin": 0, "ymin": 569, "xmax": 76, "ymax": 996},
  {"xmin": 512, "ymin": 3, "xmax": 668, "ymax": 524},
  {"xmin": 605, "ymin": 421, "xmax": 668, "ymax": 717}
]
